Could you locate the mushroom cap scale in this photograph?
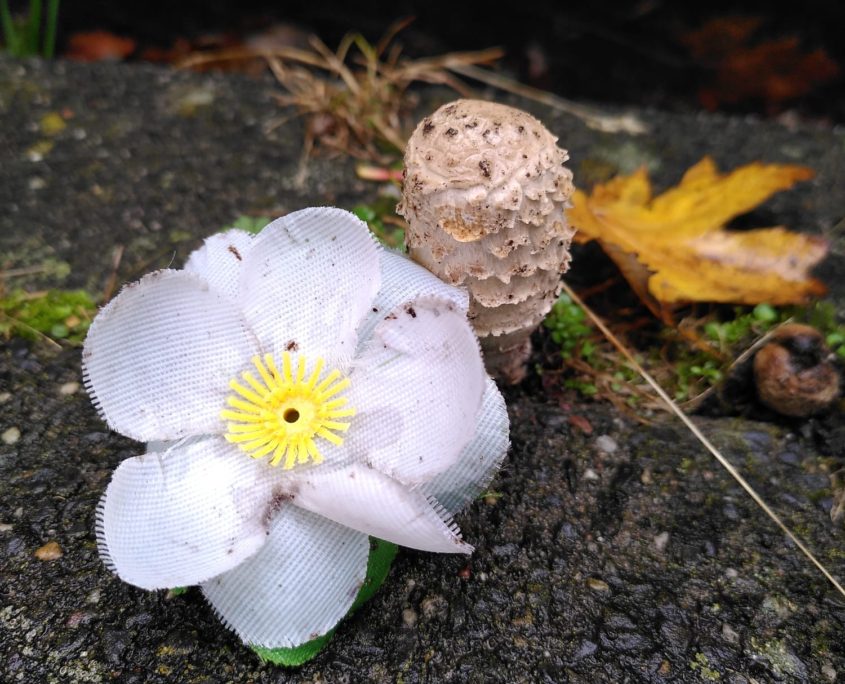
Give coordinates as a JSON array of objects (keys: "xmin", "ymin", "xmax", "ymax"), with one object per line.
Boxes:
[
  {"xmin": 399, "ymin": 99, "xmax": 574, "ymax": 245},
  {"xmin": 399, "ymin": 99, "xmax": 576, "ymax": 383}
]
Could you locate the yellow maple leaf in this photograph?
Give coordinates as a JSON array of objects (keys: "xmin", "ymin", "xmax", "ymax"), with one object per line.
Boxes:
[{"xmin": 568, "ymin": 157, "xmax": 828, "ymax": 308}]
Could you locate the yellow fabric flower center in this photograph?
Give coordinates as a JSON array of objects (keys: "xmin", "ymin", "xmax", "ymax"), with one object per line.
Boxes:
[{"xmin": 221, "ymin": 352, "xmax": 354, "ymax": 469}]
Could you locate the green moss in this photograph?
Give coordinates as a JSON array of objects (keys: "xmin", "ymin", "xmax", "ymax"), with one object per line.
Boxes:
[
  {"xmin": 807, "ymin": 488, "xmax": 831, "ymax": 505},
  {"xmin": 689, "ymin": 652, "xmax": 721, "ymax": 681},
  {"xmin": 168, "ymin": 229, "xmax": 193, "ymax": 243},
  {"xmin": 748, "ymin": 637, "xmax": 803, "ymax": 678},
  {"xmin": 544, "ymin": 296, "xmax": 845, "ymax": 405},
  {"xmin": 669, "ymin": 303, "xmax": 788, "ymax": 400},
  {"xmin": 812, "ymin": 632, "xmax": 832, "ymax": 657},
  {"xmin": 678, "ymin": 457, "xmax": 695, "ymax": 475},
  {"xmin": 39, "ymin": 111, "xmax": 66, "ymax": 136},
  {"xmin": 0, "ymin": 288, "xmax": 96, "ymax": 345}
]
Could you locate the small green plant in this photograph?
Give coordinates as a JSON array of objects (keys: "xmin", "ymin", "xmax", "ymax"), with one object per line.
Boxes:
[
  {"xmin": 544, "ymin": 295, "xmax": 844, "ymax": 407},
  {"xmin": 544, "ymin": 294, "xmax": 593, "ymax": 360},
  {"xmin": 544, "ymin": 294, "xmax": 643, "ymax": 403},
  {"xmin": 224, "ymin": 214, "xmax": 272, "ymax": 235},
  {"xmin": 0, "ymin": 288, "xmax": 96, "ymax": 345},
  {"xmin": 799, "ymin": 300, "xmax": 845, "ymax": 359},
  {"xmin": 702, "ymin": 304, "xmax": 782, "ymax": 353},
  {"xmin": 1, "ymin": 0, "xmax": 59, "ymax": 58},
  {"xmin": 673, "ymin": 357, "xmax": 723, "ymax": 401},
  {"xmin": 352, "ymin": 199, "xmax": 405, "ymax": 249},
  {"xmin": 670, "ymin": 303, "xmax": 787, "ymax": 400}
]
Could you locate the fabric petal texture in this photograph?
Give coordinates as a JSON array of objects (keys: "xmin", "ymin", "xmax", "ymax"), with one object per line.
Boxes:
[
  {"xmin": 183, "ymin": 229, "xmax": 254, "ymax": 300},
  {"xmin": 347, "ymin": 296, "xmax": 485, "ymax": 484},
  {"xmin": 83, "ymin": 270, "xmax": 260, "ymax": 442},
  {"xmin": 238, "ymin": 207, "xmax": 380, "ymax": 364},
  {"xmin": 355, "ymin": 249, "xmax": 469, "ymax": 350},
  {"xmin": 202, "ymin": 505, "xmax": 369, "ymax": 648},
  {"xmin": 84, "ymin": 207, "xmax": 508, "ymax": 662},
  {"xmin": 287, "ymin": 463, "xmax": 472, "ymax": 554},
  {"xmin": 97, "ymin": 437, "xmax": 275, "ymax": 590},
  {"xmin": 420, "ymin": 376, "xmax": 510, "ymax": 514}
]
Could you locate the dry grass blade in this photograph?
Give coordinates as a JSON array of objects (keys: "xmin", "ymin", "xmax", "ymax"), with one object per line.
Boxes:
[
  {"xmin": 0, "ymin": 265, "xmax": 57, "ymax": 278},
  {"xmin": 375, "ymin": 17, "xmax": 415, "ymax": 57},
  {"xmin": 449, "ymin": 63, "xmax": 648, "ymax": 135},
  {"xmin": 0, "ymin": 310, "xmax": 62, "ymax": 350},
  {"xmin": 308, "ymin": 34, "xmax": 360, "ymax": 95},
  {"xmin": 101, "ymin": 244, "xmax": 125, "ymax": 304},
  {"xmin": 566, "ymin": 353, "xmax": 662, "ymax": 418},
  {"xmin": 177, "ymin": 28, "xmax": 503, "ymax": 165},
  {"xmin": 559, "ymin": 280, "xmax": 845, "ymax": 599},
  {"xmin": 176, "ymin": 45, "xmax": 329, "ymax": 71}
]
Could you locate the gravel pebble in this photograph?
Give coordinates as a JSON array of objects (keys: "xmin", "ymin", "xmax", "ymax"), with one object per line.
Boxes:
[
  {"xmin": 595, "ymin": 435, "xmax": 618, "ymax": 454},
  {"xmin": 2, "ymin": 427, "xmax": 21, "ymax": 444}
]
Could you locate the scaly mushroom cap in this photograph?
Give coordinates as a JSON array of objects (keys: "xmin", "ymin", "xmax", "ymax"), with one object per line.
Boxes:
[{"xmin": 398, "ymin": 99, "xmax": 576, "ymax": 382}]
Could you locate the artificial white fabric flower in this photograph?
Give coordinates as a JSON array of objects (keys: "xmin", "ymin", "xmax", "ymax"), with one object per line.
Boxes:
[{"xmin": 83, "ymin": 207, "xmax": 509, "ymax": 649}]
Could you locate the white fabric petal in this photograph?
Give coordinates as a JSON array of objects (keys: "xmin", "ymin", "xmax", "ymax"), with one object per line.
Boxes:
[
  {"xmin": 183, "ymin": 229, "xmax": 254, "ymax": 300},
  {"xmin": 202, "ymin": 506, "xmax": 369, "ymax": 648},
  {"xmin": 355, "ymin": 249, "xmax": 469, "ymax": 350},
  {"xmin": 83, "ymin": 270, "xmax": 260, "ymax": 442},
  {"xmin": 419, "ymin": 376, "xmax": 510, "ymax": 514},
  {"xmin": 287, "ymin": 463, "xmax": 472, "ymax": 554},
  {"xmin": 238, "ymin": 207, "xmax": 380, "ymax": 364},
  {"xmin": 96, "ymin": 437, "xmax": 275, "ymax": 590},
  {"xmin": 346, "ymin": 296, "xmax": 485, "ymax": 484}
]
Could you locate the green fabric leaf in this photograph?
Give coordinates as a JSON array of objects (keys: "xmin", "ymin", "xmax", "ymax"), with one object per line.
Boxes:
[{"xmin": 252, "ymin": 537, "xmax": 398, "ymax": 667}]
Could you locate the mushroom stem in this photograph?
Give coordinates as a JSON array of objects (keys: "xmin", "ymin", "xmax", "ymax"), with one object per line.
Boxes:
[{"xmin": 398, "ymin": 99, "xmax": 576, "ymax": 383}]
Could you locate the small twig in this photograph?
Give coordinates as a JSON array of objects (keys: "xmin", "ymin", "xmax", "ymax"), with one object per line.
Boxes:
[
  {"xmin": 179, "ymin": 36, "xmax": 503, "ymax": 165},
  {"xmin": 176, "ymin": 46, "xmax": 329, "ymax": 71},
  {"xmin": 560, "ymin": 279, "xmax": 845, "ymax": 599},
  {"xmin": 449, "ymin": 63, "xmax": 648, "ymax": 135},
  {"xmin": 101, "ymin": 244, "xmax": 124, "ymax": 304},
  {"xmin": 293, "ymin": 133, "xmax": 315, "ymax": 189},
  {"xmin": 0, "ymin": 311, "xmax": 62, "ymax": 351},
  {"xmin": 375, "ymin": 17, "xmax": 414, "ymax": 58},
  {"xmin": 0, "ymin": 264, "xmax": 55, "ymax": 278},
  {"xmin": 308, "ymin": 34, "xmax": 360, "ymax": 95},
  {"xmin": 355, "ymin": 164, "xmax": 404, "ymax": 183}
]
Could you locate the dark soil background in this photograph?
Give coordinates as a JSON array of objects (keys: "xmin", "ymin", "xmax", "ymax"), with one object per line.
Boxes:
[
  {"xmin": 40, "ymin": 0, "xmax": 845, "ymax": 123},
  {"xmin": 3, "ymin": 7, "xmax": 845, "ymax": 675}
]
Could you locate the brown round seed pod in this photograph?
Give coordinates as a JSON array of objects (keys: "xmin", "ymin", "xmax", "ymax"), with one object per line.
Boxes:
[
  {"xmin": 398, "ymin": 99, "xmax": 575, "ymax": 383},
  {"xmin": 753, "ymin": 323, "xmax": 841, "ymax": 417}
]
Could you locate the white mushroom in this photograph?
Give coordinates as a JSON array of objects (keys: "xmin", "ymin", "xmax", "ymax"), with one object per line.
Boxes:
[{"xmin": 398, "ymin": 99, "xmax": 576, "ymax": 382}]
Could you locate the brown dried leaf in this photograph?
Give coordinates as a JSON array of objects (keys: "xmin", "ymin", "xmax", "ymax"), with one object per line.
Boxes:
[{"xmin": 681, "ymin": 17, "xmax": 840, "ymax": 110}]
